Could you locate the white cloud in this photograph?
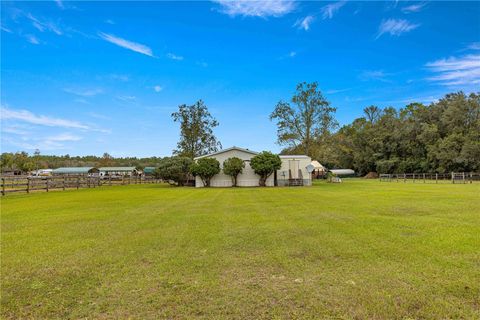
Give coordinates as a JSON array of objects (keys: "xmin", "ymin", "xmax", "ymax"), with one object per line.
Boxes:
[
  {"xmin": 359, "ymin": 70, "xmax": 391, "ymax": 82},
  {"xmin": 321, "ymin": 1, "xmax": 346, "ymax": 19},
  {"xmin": 63, "ymin": 88, "xmax": 103, "ymax": 97},
  {"xmin": 47, "ymin": 133, "xmax": 82, "ymax": 142},
  {"xmin": 467, "ymin": 42, "xmax": 480, "ymax": 50},
  {"xmin": 376, "ymin": 19, "xmax": 419, "ymax": 38},
  {"xmin": 26, "ymin": 13, "xmax": 63, "ymax": 35},
  {"xmin": 105, "ymin": 19, "xmax": 115, "ymax": 25},
  {"xmin": 26, "ymin": 34, "xmax": 40, "ymax": 45},
  {"xmin": 426, "ymin": 54, "xmax": 480, "ymax": 86},
  {"xmin": 167, "ymin": 53, "xmax": 184, "ymax": 60},
  {"xmin": 117, "ymin": 95, "xmax": 136, "ymax": 102},
  {"xmin": 213, "ymin": 0, "xmax": 295, "ymax": 18},
  {"xmin": 294, "ymin": 15, "xmax": 314, "ymax": 31},
  {"xmin": 54, "ymin": 0, "xmax": 64, "ymax": 9},
  {"xmin": 402, "ymin": 3, "xmax": 427, "ymax": 13},
  {"xmin": 154, "ymin": 85, "xmax": 163, "ymax": 92},
  {"xmin": 98, "ymin": 32, "xmax": 154, "ymax": 57},
  {"xmin": 1, "ymin": 25, "xmax": 12, "ymax": 33},
  {"xmin": 1, "ymin": 106, "xmax": 90, "ymax": 130},
  {"xmin": 288, "ymin": 51, "xmax": 297, "ymax": 57},
  {"xmin": 109, "ymin": 74, "xmax": 129, "ymax": 81},
  {"xmin": 325, "ymin": 88, "xmax": 350, "ymax": 94}
]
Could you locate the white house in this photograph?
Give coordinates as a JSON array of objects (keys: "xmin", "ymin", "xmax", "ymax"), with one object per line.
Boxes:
[{"xmin": 193, "ymin": 146, "xmax": 312, "ymax": 187}]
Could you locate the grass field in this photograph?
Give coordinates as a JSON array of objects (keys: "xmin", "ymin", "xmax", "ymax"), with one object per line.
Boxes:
[{"xmin": 1, "ymin": 180, "xmax": 479, "ymax": 319}]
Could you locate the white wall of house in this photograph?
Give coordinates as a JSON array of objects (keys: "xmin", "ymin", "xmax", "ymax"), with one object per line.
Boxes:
[
  {"xmin": 194, "ymin": 148, "xmax": 274, "ymax": 187},
  {"xmin": 194, "ymin": 147, "xmax": 311, "ymax": 187}
]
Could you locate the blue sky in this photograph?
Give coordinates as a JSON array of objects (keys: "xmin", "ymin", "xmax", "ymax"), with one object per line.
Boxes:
[{"xmin": 1, "ymin": 1, "xmax": 479, "ymax": 157}]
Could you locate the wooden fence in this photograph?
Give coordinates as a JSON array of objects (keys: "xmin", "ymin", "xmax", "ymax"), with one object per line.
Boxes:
[
  {"xmin": 379, "ymin": 172, "xmax": 480, "ymax": 184},
  {"xmin": 1, "ymin": 175, "xmax": 162, "ymax": 196}
]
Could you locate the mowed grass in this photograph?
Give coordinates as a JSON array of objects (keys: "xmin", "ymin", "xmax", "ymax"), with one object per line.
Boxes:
[{"xmin": 1, "ymin": 180, "xmax": 479, "ymax": 319}]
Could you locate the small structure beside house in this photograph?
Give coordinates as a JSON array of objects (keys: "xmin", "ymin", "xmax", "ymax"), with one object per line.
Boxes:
[
  {"xmin": 52, "ymin": 167, "xmax": 99, "ymax": 175},
  {"xmin": 31, "ymin": 169, "xmax": 53, "ymax": 176},
  {"xmin": 330, "ymin": 169, "xmax": 355, "ymax": 177},
  {"xmin": 193, "ymin": 146, "xmax": 312, "ymax": 187},
  {"xmin": 310, "ymin": 160, "xmax": 327, "ymax": 179},
  {"xmin": 143, "ymin": 167, "xmax": 157, "ymax": 176},
  {"xmin": 99, "ymin": 167, "xmax": 138, "ymax": 176}
]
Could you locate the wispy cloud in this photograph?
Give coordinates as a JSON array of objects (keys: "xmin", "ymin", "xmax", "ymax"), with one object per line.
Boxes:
[
  {"xmin": 26, "ymin": 34, "xmax": 40, "ymax": 45},
  {"xmin": 105, "ymin": 19, "xmax": 115, "ymax": 25},
  {"xmin": 63, "ymin": 88, "xmax": 103, "ymax": 97},
  {"xmin": 376, "ymin": 18, "xmax": 419, "ymax": 39},
  {"xmin": 167, "ymin": 52, "xmax": 184, "ymax": 60},
  {"xmin": 117, "ymin": 95, "xmax": 136, "ymax": 102},
  {"xmin": 467, "ymin": 42, "xmax": 480, "ymax": 50},
  {"xmin": 359, "ymin": 70, "xmax": 391, "ymax": 82},
  {"xmin": 26, "ymin": 13, "xmax": 63, "ymax": 35},
  {"xmin": 98, "ymin": 32, "xmax": 154, "ymax": 57},
  {"xmin": 46, "ymin": 133, "xmax": 82, "ymax": 142},
  {"xmin": 321, "ymin": 1, "xmax": 346, "ymax": 19},
  {"xmin": 402, "ymin": 2, "xmax": 427, "ymax": 13},
  {"xmin": 325, "ymin": 88, "xmax": 350, "ymax": 94},
  {"xmin": 213, "ymin": 0, "xmax": 295, "ymax": 18},
  {"xmin": 1, "ymin": 106, "xmax": 90, "ymax": 129},
  {"xmin": 108, "ymin": 74, "xmax": 129, "ymax": 81},
  {"xmin": 154, "ymin": 85, "xmax": 163, "ymax": 92},
  {"xmin": 54, "ymin": 0, "xmax": 64, "ymax": 9},
  {"xmin": 1, "ymin": 25, "xmax": 13, "ymax": 33},
  {"xmin": 294, "ymin": 15, "xmax": 314, "ymax": 31},
  {"xmin": 426, "ymin": 54, "xmax": 480, "ymax": 86}
]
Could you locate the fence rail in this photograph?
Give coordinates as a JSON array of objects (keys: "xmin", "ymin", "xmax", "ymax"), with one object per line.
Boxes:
[
  {"xmin": 1, "ymin": 175, "xmax": 162, "ymax": 196},
  {"xmin": 379, "ymin": 172, "xmax": 480, "ymax": 184}
]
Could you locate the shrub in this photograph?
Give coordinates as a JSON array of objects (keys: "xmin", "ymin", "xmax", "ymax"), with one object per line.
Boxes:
[
  {"xmin": 250, "ymin": 151, "xmax": 282, "ymax": 187},
  {"xmin": 155, "ymin": 156, "xmax": 192, "ymax": 186},
  {"xmin": 190, "ymin": 157, "xmax": 220, "ymax": 187},
  {"xmin": 223, "ymin": 157, "xmax": 245, "ymax": 187}
]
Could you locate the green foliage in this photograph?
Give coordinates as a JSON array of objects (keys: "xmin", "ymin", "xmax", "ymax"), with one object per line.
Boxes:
[
  {"xmin": 155, "ymin": 156, "xmax": 193, "ymax": 186},
  {"xmin": 250, "ymin": 151, "xmax": 282, "ymax": 186},
  {"xmin": 222, "ymin": 157, "xmax": 245, "ymax": 187},
  {"xmin": 172, "ymin": 100, "xmax": 221, "ymax": 159},
  {"xmin": 270, "ymin": 81, "xmax": 337, "ymax": 157},
  {"xmin": 288, "ymin": 91, "xmax": 479, "ymax": 175},
  {"xmin": 190, "ymin": 157, "xmax": 220, "ymax": 187}
]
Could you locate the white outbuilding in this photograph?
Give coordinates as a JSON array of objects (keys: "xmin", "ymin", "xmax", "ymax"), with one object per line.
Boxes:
[{"xmin": 193, "ymin": 146, "xmax": 312, "ymax": 187}]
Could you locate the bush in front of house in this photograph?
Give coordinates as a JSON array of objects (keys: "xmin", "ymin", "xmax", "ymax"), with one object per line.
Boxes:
[
  {"xmin": 223, "ymin": 157, "xmax": 245, "ymax": 187},
  {"xmin": 190, "ymin": 157, "xmax": 220, "ymax": 187},
  {"xmin": 155, "ymin": 156, "xmax": 192, "ymax": 186},
  {"xmin": 250, "ymin": 151, "xmax": 282, "ymax": 187}
]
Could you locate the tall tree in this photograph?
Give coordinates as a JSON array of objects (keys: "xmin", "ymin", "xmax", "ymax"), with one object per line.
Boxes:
[
  {"xmin": 172, "ymin": 100, "xmax": 221, "ymax": 159},
  {"xmin": 270, "ymin": 82, "xmax": 337, "ymax": 157}
]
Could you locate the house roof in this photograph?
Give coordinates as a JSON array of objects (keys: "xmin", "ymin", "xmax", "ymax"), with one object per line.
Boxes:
[
  {"xmin": 311, "ymin": 160, "xmax": 326, "ymax": 170},
  {"xmin": 99, "ymin": 167, "xmax": 137, "ymax": 172},
  {"xmin": 52, "ymin": 167, "xmax": 97, "ymax": 174},
  {"xmin": 279, "ymin": 155, "xmax": 311, "ymax": 159},
  {"xmin": 194, "ymin": 146, "xmax": 259, "ymax": 160}
]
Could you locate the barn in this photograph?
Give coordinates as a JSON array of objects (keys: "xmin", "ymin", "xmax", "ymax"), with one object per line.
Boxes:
[{"xmin": 193, "ymin": 146, "xmax": 312, "ymax": 187}]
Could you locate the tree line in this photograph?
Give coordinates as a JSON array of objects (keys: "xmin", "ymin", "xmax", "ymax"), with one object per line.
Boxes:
[
  {"xmin": 271, "ymin": 84, "xmax": 479, "ymax": 175},
  {"xmin": 1, "ymin": 84, "xmax": 478, "ymax": 177}
]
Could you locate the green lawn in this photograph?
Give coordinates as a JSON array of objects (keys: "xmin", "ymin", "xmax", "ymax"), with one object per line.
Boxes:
[{"xmin": 1, "ymin": 180, "xmax": 479, "ymax": 319}]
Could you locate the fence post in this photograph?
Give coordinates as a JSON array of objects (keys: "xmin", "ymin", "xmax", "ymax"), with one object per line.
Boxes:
[
  {"xmin": 423, "ymin": 173, "xmax": 425, "ymax": 183},
  {"xmin": 122, "ymin": 176, "xmax": 125, "ymax": 185},
  {"xmin": 462, "ymin": 172, "xmax": 465, "ymax": 184},
  {"xmin": 1, "ymin": 177, "xmax": 4, "ymax": 196},
  {"xmin": 77, "ymin": 176, "xmax": 80, "ymax": 189},
  {"xmin": 413, "ymin": 173, "xmax": 415, "ymax": 183},
  {"xmin": 451, "ymin": 172, "xmax": 454, "ymax": 184},
  {"xmin": 27, "ymin": 177, "xmax": 30, "ymax": 193},
  {"xmin": 46, "ymin": 178, "xmax": 49, "ymax": 192},
  {"xmin": 63, "ymin": 176, "xmax": 66, "ymax": 190},
  {"xmin": 436, "ymin": 173, "xmax": 438, "ymax": 184},
  {"xmin": 109, "ymin": 176, "xmax": 112, "ymax": 186}
]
